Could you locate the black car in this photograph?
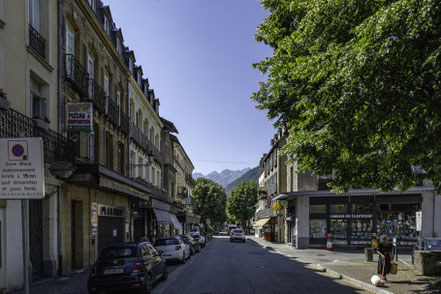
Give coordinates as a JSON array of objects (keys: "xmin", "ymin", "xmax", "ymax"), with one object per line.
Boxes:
[{"xmin": 88, "ymin": 242, "xmax": 167, "ymax": 294}]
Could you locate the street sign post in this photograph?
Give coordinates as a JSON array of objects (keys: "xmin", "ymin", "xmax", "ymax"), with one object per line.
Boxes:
[
  {"xmin": 0, "ymin": 138, "xmax": 45, "ymax": 294},
  {"xmin": 416, "ymin": 211, "xmax": 423, "ymax": 251},
  {"xmin": 272, "ymin": 202, "xmax": 281, "ymax": 212},
  {"xmin": 0, "ymin": 138, "xmax": 45, "ymax": 199}
]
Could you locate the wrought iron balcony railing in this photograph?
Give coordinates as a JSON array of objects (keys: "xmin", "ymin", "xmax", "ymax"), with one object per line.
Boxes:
[
  {"xmin": 88, "ymin": 79, "xmax": 106, "ymax": 114},
  {"xmin": 64, "ymin": 54, "xmax": 89, "ymax": 95},
  {"xmin": 120, "ymin": 111, "xmax": 129, "ymax": 136},
  {"xmin": 107, "ymin": 97, "xmax": 119, "ymax": 127},
  {"xmin": 129, "ymin": 123, "xmax": 163, "ymax": 164},
  {"xmin": 177, "ymin": 186, "xmax": 188, "ymax": 197},
  {"xmin": 185, "ymin": 173, "xmax": 195, "ymax": 187},
  {"xmin": 0, "ymin": 108, "xmax": 74, "ymax": 164},
  {"xmin": 29, "ymin": 24, "xmax": 46, "ymax": 59}
]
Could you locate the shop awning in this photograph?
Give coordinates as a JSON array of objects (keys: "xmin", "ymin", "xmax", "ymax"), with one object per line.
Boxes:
[
  {"xmin": 170, "ymin": 213, "xmax": 183, "ymax": 230},
  {"xmin": 153, "ymin": 209, "xmax": 172, "ymax": 224},
  {"xmin": 253, "ymin": 218, "xmax": 271, "ymax": 228}
]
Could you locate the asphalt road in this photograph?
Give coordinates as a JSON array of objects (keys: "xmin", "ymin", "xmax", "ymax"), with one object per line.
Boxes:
[{"xmin": 154, "ymin": 235, "xmax": 369, "ymax": 294}]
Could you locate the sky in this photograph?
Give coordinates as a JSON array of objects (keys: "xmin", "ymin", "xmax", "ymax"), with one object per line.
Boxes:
[{"xmin": 103, "ymin": 0, "xmax": 276, "ymax": 174}]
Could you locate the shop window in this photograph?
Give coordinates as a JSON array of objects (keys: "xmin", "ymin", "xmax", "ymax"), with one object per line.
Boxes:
[
  {"xmin": 310, "ymin": 205, "xmax": 326, "ymax": 214},
  {"xmin": 351, "ymin": 219, "xmax": 372, "ymax": 245},
  {"xmin": 330, "ymin": 219, "xmax": 347, "ymax": 245},
  {"xmin": 310, "ymin": 219, "xmax": 327, "ymax": 239},
  {"xmin": 330, "ymin": 204, "xmax": 347, "ymax": 214},
  {"xmin": 352, "ymin": 204, "xmax": 372, "ymax": 213}
]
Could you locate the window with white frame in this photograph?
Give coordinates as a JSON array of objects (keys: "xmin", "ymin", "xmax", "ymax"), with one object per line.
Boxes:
[
  {"xmin": 104, "ymin": 72, "xmax": 109, "ymax": 96},
  {"xmin": 88, "ymin": 0, "xmax": 96, "ymax": 12},
  {"xmin": 116, "ymin": 39, "xmax": 122, "ymax": 55},
  {"xmin": 29, "ymin": 0, "xmax": 42, "ymax": 32},
  {"xmin": 129, "ymin": 59, "xmax": 133, "ymax": 73},
  {"xmin": 137, "ymin": 72, "xmax": 141, "ymax": 86},
  {"xmin": 103, "ymin": 16, "xmax": 109, "ymax": 34},
  {"xmin": 30, "ymin": 77, "xmax": 47, "ymax": 120}
]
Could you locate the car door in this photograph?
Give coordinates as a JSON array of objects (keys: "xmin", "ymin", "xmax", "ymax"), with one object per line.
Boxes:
[{"xmin": 147, "ymin": 244, "xmax": 163, "ymax": 280}]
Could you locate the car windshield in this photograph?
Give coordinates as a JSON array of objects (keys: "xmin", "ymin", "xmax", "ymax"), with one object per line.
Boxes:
[
  {"xmin": 98, "ymin": 246, "xmax": 137, "ymax": 260},
  {"xmin": 427, "ymin": 240, "xmax": 441, "ymax": 250},
  {"xmin": 232, "ymin": 229, "xmax": 243, "ymax": 234},
  {"xmin": 154, "ymin": 238, "xmax": 179, "ymax": 246},
  {"xmin": 186, "ymin": 235, "xmax": 196, "ymax": 241}
]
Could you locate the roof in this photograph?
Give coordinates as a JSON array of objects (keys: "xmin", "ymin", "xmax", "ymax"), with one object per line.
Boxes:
[{"xmin": 161, "ymin": 117, "xmax": 179, "ymax": 134}]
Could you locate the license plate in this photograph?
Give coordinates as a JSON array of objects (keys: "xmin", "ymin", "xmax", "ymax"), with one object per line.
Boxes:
[{"xmin": 103, "ymin": 268, "xmax": 124, "ymax": 275}]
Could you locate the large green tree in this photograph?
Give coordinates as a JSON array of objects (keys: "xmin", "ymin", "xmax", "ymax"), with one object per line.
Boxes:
[
  {"xmin": 192, "ymin": 178, "xmax": 227, "ymax": 226},
  {"xmin": 253, "ymin": 0, "xmax": 441, "ymax": 192},
  {"xmin": 227, "ymin": 181, "xmax": 258, "ymax": 229}
]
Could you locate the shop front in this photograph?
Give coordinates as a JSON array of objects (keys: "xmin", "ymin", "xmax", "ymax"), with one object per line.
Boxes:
[
  {"xmin": 97, "ymin": 204, "xmax": 126, "ymax": 253},
  {"xmin": 309, "ymin": 194, "xmax": 422, "ymax": 248}
]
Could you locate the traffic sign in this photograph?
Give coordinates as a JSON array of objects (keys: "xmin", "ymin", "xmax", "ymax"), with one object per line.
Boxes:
[
  {"xmin": 416, "ymin": 211, "xmax": 422, "ymax": 231},
  {"xmin": 272, "ymin": 202, "xmax": 282, "ymax": 212},
  {"xmin": 0, "ymin": 138, "xmax": 45, "ymax": 199}
]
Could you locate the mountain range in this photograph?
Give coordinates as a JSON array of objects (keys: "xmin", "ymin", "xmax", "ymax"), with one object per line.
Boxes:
[
  {"xmin": 193, "ymin": 168, "xmax": 251, "ymax": 188},
  {"xmin": 193, "ymin": 166, "xmax": 260, "ymax": 195}
]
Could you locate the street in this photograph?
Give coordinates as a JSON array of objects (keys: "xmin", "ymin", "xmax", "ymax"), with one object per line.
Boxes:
[{"xmin": 154, "ymin": 235, "xmax": 368, "ymax": 294}]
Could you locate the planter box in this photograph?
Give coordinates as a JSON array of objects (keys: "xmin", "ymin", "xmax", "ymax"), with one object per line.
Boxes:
[
  {"xmin": 0, "ymin": 98, "xmax": 10, "ymax": 111},
  {"xmin": 414, "ymin": 250, "xmax": 441, "ymax": 276},
  {"xmin": 33, "ymin": 118, "xmax": 50, "ymax": 130}
]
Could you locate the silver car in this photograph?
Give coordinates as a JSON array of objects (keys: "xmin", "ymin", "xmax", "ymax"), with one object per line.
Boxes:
[{"xmin": 230, "ymin": 229, "xmax": 245, "ymax": 242}]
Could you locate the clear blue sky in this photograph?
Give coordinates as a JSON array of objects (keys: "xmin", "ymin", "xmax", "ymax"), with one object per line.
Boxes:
[{"xmin": 104, "ymin": 0, "xmax": 276, "ymax": 174}]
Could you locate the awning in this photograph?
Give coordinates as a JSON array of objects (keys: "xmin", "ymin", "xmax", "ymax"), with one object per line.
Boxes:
[
  {"xmin": 153, "ymin": 209, "xmax": 172, "ymax": 224},
  {"xmin": 170, "ymin": 213, "xmax": 183, "ymax": 230},
  {"xmin": 253, "ymin": 218, "xmax": 271, "ymax": 228}
]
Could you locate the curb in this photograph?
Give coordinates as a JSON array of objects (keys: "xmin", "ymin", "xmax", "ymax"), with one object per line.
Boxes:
[{"xmin": 315, "ymin": 264, "xmax": 394, "ymax": 294}]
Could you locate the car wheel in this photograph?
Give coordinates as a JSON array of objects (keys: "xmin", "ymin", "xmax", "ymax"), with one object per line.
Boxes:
[
  {"xmin": 143, "ymin": 273, "xmax": 153, "ymax": 294},
  {"xmin": 243, "ymin": 239, "xmax": 246, "ymax": 243},
  {"xmin": 162, "ymin": 266, "xmax": 168, "ymax": 281}
]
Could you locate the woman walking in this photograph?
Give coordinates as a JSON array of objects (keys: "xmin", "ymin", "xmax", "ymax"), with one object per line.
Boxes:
[{"xmin": 377, "ymin": 235, "xmax": 393, "ymax": 281}]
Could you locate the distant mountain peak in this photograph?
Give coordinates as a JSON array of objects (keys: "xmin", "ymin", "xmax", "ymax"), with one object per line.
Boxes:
[{"xmin": 193, "ymin": 168, "xmax": 252, "ymax": 188}]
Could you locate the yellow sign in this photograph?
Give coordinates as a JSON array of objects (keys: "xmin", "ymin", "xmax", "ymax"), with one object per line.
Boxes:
[{"xmin": 272, "ymin": 202, "xmax": 282, "ymax": 212}]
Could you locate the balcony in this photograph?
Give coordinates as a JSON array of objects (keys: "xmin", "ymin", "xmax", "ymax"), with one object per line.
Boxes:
[
  {"xmin": 120, "ymin": 111, "xmax": 129, "ymax": 136},
  {"xmin": 185, "ymin": 173, "xmax": 195, "ymax": 187},
  {"xmin": 88, "ymin": 79, "xmax": 106, "ymax": 114},
  {"xmin": 130, "ymin": 123, "xmax": 163, "ymax": 164},
  {"xmin": 0, "ymin": 108, "xmax": 74, "ymax": 165},
  {"xmin": 64, "ymin": 54, "xmax": 89, "ymax": 95},
  {"xmin": 107, "ymin": 97, "xmax": 119, "ymax": 127},
  {"xmin": 177, "ymin": 186, "xmax": 188, "ymax": 198},
  {"xmin": 29, "ymin": 24, "xmax": 45, "ymax": 59}
]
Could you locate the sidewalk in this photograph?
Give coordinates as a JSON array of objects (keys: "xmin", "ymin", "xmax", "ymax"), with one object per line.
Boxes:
[{"xmin": 248, "ymin": 235, "xmax": 441, "ymax": 294}]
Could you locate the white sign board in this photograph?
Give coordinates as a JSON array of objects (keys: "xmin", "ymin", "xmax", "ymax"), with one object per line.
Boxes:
[
  {"xmin": 416, "ymin": 211, "xmax": 422, "ymax": 231},
  {"xmin": 66, "ymin": 102, "xmax": 93, "ymax": 132},
  {"xmin": 0, "ymin": 138, "xmax": 45, "ymax": 199}
]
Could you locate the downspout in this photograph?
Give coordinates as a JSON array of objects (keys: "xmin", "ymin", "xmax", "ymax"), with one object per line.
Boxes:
[{"xmin": 57, "ymin": 0, "xmax": 63, "ymax": 275}]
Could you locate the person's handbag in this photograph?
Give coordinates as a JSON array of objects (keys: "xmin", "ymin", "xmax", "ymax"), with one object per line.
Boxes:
[{"xmin": 390, "ymin": 262, "xmax": 398, "ymax": 275}]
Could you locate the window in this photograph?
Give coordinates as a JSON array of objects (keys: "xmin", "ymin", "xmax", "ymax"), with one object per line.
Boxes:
[
  {"xmin": 330, "ymin": 204, "xmax": 347, "ymax": 214},
  {"xmin": 88, "ymin": 0, "xmax": 96, "ymax": 12},
  {"xmin": 138, "ymin": 157, "xmax": 143, "ymax": 178},
  {"xmin": 143, "ymin": 120, "xmax": 148, "ymax": 135},
  {"xmin": 117, "ymin": 142, "xmax": 124, "ymax": 174},
  {"xmin": 310, "ymin": 205, "xmax": 326, "ymax": 214},
  {"xmin": 66, "ymin": 22, "xmax": 74, "ymax": 55},
  {"xmin": 103, "ymin": 16, "xmax": 109, "ymax": 34},
  {"xmin": 137, "ymin": 72, "xmax": 141, "ymax": 86},
  {"xmin": 30, "ymin": 77, "xmax": 47, "ymax": 120},
  {"xmin": 104, "ymin": 72, "xmax": 109, "ymax": 96},
  {"xmin": 105, "ymin": 131, "xmax": 113, "ymax": 168},
  {"xmin": 116, "ymin": 39, "xmax": 122, "ymax": 55},
  {"xmin": 310, "ymin": 219, "xmax": 327, "ymax": 239},
  {"xmin": 129, "ymin": 59, "xmax": 133, "ymax": 73},
  {"xmin": 94, "ymin": 123, "xmax": 100, "ymax": 163},
  {"xmin": 150, "ymin": 127, "xmax": 154, "ymax": 142},
  {"xmin": 136, "ymin": 110, "xmax": 141, "ymax": 127},
  {"xmin": 29, "ymin": 0, "xmax": 42, "ymax": 32}
]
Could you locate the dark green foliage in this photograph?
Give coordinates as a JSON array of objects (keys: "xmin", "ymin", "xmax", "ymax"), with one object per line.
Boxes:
[
  {"xmin": 253, "ymin": 0, "xmax": 441, "ymax": 192},
  {"xmin": 225, "ymin": 166, "xmax": 259, "ymax": 196},
  {"xmin": 192, "ymin": 178, "xmax": 227, "ymax": 225},
  {"xmin": 227, "ymin": 181, "xmax": 258, "ymax": 228}
]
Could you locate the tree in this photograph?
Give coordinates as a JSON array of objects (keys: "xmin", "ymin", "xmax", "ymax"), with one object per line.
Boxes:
[
  {"xmin": 253, "ymin": 0, "xmax": 441, "ymax": 192},
  {"xmin": 227, "ymin": 181, "xmax": 258, "ymax": 230},
  {"xmin": 192, "ymin": 178, "xmax": 227, "ymax": 226}
]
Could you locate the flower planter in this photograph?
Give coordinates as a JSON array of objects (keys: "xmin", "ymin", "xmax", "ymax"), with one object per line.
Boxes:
[
  {"xmin": 0, "ymin": 97, "xmax": 10, "ymax": 111},
  {"xmin": 33, "ymin": 118, "xmax": 50, "ymax": 130}
]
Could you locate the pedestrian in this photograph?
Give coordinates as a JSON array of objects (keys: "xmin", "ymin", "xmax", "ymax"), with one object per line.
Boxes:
[
  {"xmin": 377, "ymin": 235, "xmax": 393, "ymax": 281},
  {"xmin": 140, "ymin": 235, "xmax": 149, "ymax": 242}
]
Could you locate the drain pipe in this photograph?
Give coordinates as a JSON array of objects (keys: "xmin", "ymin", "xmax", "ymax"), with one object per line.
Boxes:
[{"xmin": 57, "ymin": 0, "xmax": 63, "ymax": 276}]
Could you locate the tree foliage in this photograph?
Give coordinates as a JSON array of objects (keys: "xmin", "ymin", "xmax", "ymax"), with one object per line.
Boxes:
[
  {"xmin": 253, "ymin": 0, "xmax": 441, "ymax": 192},
  {"xmin": 192, "ymin": 178, "xmax": 227, "ymax": 225},
  {"xmin": 227, "ymin": 181, "xmax": 258, "ymax": 228}
]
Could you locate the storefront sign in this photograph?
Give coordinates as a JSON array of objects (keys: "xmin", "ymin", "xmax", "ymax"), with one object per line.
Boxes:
[
  {"xmin": 66, "ymin": 102, "xmax": 93, "ymax": 132},
  {"xmin": 0, "ymin": 138, "xmax": 44, "ymax": 199},
  {"xmin": 329, "ymin": 213, "xmax": 372, "ymax": 219},
  {"xmin": 416, "ymin": 211, "xmax": 422, "ymax": 231},
  {"xmin": 98, "ymin": 204, "xmax": 124, "ymax": 217},
  {"xmin": 139, "ymin": 199, "xmax": 152, "ymax": 208},
  {"xmin": 91, "ymin": 202, "xmax": 98, "ymax": 235},
  {"xmin": 350, "ymin": 240, "xmax": 371, "ymax": 246}
]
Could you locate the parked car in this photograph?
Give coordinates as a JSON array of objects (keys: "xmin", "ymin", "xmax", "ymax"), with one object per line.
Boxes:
[
  {"xmin": 180, "ymin": 234, "xmax": 201, "ymax": 255},
  {"xmin": 175, "ymin": 235, "xmax": 193, "ymax": 256},
  {"xmin": 230, "ymin": 229, "xmax": 246, "ymax": 242},
  {"xmin": 227, "ymin": 225, "xmax": 238, "ymax": 235},
  {"xmin": 87, "ymin": 242, "xmax": 167, "ymax": 294},
  {"xmin": 154, "ymin": 237, "xmax": 190, "ymax": 264},
  {"xmin": 411, "ymin": 237, "xmax": 441, "ymax": 264},
  {"xmin": 187, "ymin": 232, "xmax": 206, "ymax": 248}
]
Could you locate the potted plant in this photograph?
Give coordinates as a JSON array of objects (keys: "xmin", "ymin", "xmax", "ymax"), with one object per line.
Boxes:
[
  {"xmin": 0, "ymin": 88, "xmax": 10, "ymax": 111},
  {"xmin": 32, "ymin": 114, "xmax": 50, "ymax": 130}
]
